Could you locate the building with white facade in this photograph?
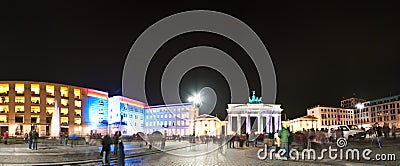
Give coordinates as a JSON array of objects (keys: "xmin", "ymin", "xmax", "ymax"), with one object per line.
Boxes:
[
  {"xmin": 287, "ymin": 115, "xmax": 318, "ymax": 132},
  {"xmin": 226, "ymin": 91, "xmax": 283, "ymax": 135},
  {"xmin": 354, "ymin": 95, "xmax": 400, "ymax": 128},
  {"xmin": 307, "ymin": 105, "xmax": 354, "ymax": 130},
  {"xmin": 144, "ymin": 103, "xmax": 199, "ymax": 136},
  {"xmin": 194, "ymin": 114, "xmax": 227, "ymax": 136}
]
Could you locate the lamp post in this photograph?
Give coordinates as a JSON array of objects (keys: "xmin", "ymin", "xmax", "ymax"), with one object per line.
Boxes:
[{"xmin": 188, "ymin": 93, "xmax": 202, "ymax": 137}]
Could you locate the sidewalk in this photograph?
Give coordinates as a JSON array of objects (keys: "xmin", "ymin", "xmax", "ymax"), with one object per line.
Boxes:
[{"xmin": 0, "ymin": 141, "xmax": 196, "ymax": 165}]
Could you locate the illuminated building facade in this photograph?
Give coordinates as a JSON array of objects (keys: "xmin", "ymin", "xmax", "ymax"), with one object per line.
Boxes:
[
  {"xmin": 108, "ymin": 96, "xmax": 146, "ymax": 135},
  {"xmin": 353, "ymin": 95, "xmax": 400, "ymax": 128},
  {"xmin": 144, "ymin": 103, "xmax": 199, "ymax": 136},
  {"xmin": 307, "ymin": 105, "xmax": 354, "ymax": 130},
  {"xmin": 194, "ymin": 114, "xmax": 227, "ymax": 136},
  {"xmin": 0, "ymin": 81, "xmax": 204, "ymax": 137},
  {"xmin": 226, "ymin": 91, "xmax": 284, "ymax": 135},
  {"xmin": 287, "ymin": 115, "xmax": 318, "ymax": 132},
  {"xmin": 0, "ymin": 81, "xmax": 85, "ymax": 137}
]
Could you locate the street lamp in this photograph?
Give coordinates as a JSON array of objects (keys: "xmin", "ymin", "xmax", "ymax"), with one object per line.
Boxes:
[{"xmin": 188, "ymin": 93, "xmax": 202, "ymax": 106}]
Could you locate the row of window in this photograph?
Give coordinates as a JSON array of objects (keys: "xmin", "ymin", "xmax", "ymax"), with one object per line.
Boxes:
[
  {"xmin": 146, "ymin": 120, "xmax": 187, "ymax": 127},
  {"xmin": 0, "ymin": 96, "xmax": 81, "ymax": 108},
  {"xmin": 146, "ymin": 113, "xmax": 189, "ymax": 120},
  {"xmin": 147, "ymin": 107, "xmax": 191, "ymax": 113},
  {"xmin": 0, "ymin": 115, "xmax": 81, "ymax": 125},
  {"xmin": 321, "ymin": 120, "xmax": 353, "ymax": 126},
  {"xmin": 370, "ymin": 103, "xmax": 400, "ymax": 111},
  {"xmin": 0, "ymin": 106, "xmax": 81, "ymax": 116},
  {"xmin": 0, "ymin": 83, "xmax": 82, "ymax": 99},
  {"xmin": 371, "ymin": 116, "xmax": 397, "ymax": 122},
  {"xmin": 321, "ymin": 114, "xmax": 353, "ymax": 119},
  {"xmin": 319, "ymin": 109, "xmax": 353, "ymax": 114}
]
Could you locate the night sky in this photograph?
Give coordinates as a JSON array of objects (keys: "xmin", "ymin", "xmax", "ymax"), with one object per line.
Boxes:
[{"xmin": 2, "ymin": 1, "xmax": 400, "ymax": 120}]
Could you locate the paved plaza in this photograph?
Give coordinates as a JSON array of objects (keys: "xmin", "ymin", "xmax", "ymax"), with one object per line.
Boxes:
[{"xmin": 0, "ymin": 139, "xmax": 399, "ymax": 166}]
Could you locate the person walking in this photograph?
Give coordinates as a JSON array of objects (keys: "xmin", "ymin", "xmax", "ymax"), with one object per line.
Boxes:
[
  {"xmin": 101, "ymin": 135, "xmax": 113, "ymax": 165},
  {"xmin": 374, "ymin": 123, "xmax": 383, "ymax": 148},
  {"xmin": 245, "ymin": 133, "xmax": 249, "ymax": 147},
  {"xmin": 278, "ymin": 127, "xmax": 291, "ymax": 160},
  {"xmin": 24, "ymin": 131, "xmax": 28, "ymax": 144},
  {"xmin": 3, "ymin": 131, "xmax": 8, "ymax": 145},
  {"xmin": 32, "ymin": 130, "xmax": 39, "ymax": 150}
]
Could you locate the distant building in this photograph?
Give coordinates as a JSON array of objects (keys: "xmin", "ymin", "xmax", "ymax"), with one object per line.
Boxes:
[
  {"xmin": 354, "ymin": 95, "xmax": 400, "ymax": 128},
  {"xmin": 227, "ymin": 91, "xmax": 283, "ymax": 135},
  {"xmin": 307, "ymin": 105, "xmax": 354, "ymax": 130},
  {"xmin": 287, "ymin": 115, "xmax": 318, "ymax": 132},
  {"xmin": 144, "ymin": 103, "xmax": 198, "ymax": 136},
  {"xmin": 341, "ymin": 97, "xmax": 366, "ymax": 109},
  {"xmin": 194, "ymin": 114, "xmax": 227, "ymax": 136}
]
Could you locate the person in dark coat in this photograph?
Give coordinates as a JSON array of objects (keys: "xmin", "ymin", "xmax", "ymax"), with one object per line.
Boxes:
[
  {"xmin": 28, "ymin": 131, "xmax": 33, "ymax": 149},
  {"xmin": 118, "ymin": 140, "xmax": 125, "ymax": 166},
  {"xmin": 32, "ymin": 130, "xmax": 38, "ymax": 150},
  {"xmin": 101, "ymin": 135, "xmax": 113, "ymax": 165},
  {"xmin": 113, "ymin": 133, "xmax": 119, "ymax": 155}
]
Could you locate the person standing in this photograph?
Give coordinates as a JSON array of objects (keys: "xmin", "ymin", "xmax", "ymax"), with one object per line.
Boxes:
[
  {"xmin": 3, "ymin": 131, "xmax": 8, "ymax": 145},
  {"xmin": 32, "ymin": 130, "xmax": 38, "ymax": 150},
  {"xmin": 113, "ymin": 132, "xmax": 119, "ymax": 155},
  {"xmin": 278, "ymin": 127, "xmax": 291, "ymax": 160},
  {"xmin": 383, "ymin": 123, "xmax": 390, "ymax": 139},
  {"xmin": 101, "ymin": 135, "xmax": 112, "ymax": 165},
  {"xmin": 392, "ymin": 125, "xmax": 397, "ymax": 138},
  {"xmin": 117, "ymin": 140, "xmax": 125, "ymax": 166},
  {"xmin": 28, "ymin": 130, "xmax": 33, "ymax": 149}
]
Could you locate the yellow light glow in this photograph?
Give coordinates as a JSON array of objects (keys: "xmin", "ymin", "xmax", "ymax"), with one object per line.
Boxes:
[
  {"xmin": 31, "ymin": 106, "xmax": 40, "ymax": 114},
  {"xmin": 46, "ymin": 85, "xmax": 55, "ymax": 96},
  {"xmin": 61, "ymin": 108, "xmax": 68, "ymax": 115},
  {"xmin": 60, "ymin": 87, "xmax": 68, "ymax": 97},
  {"xmin": 0, "ymin": 84, "xmax": 9, "ymax": 94},
  {"xmin": 15, "ymin": 83, "xmax": 24, "ymax": 94},
  {"xmin": 74, "ymin": 89, "xmax": 81, "ymax": 99},
  {"xmin": 31, "ymin": 84, "xmax": 40, "ymax": 94},
  {"xmin": 46, "ymin": 107, "xmax": 54, "ymax": 115},
  {"xmin": 15, "ymin": 96, "xmax": 24, "ymax": 104}
]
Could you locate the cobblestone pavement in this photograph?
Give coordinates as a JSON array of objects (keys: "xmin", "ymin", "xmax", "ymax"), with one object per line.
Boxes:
[{"xmin": 1, "ymin": 139, "xmax": 399, "ymax": 166}]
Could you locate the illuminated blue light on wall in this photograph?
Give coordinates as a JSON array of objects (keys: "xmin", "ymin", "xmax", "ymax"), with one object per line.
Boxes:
[{"xmin": 86, "ymin": 96, "xmax": 109, "ymax": 127}]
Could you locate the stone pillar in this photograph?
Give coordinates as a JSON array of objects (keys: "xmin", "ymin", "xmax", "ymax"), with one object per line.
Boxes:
[
  {"xmin": 246, "ymin": 114, "xmax": 250, "ymax": 134},
  {"xmin": 228, "ymin": 114, "xmax": 232, "ymax": 135},
  {"xmin": 257, "ymin": 114, "xmax": 261, "ymax": 134},
  {"xmin": 237, "ymin": 114, "xmax": 241, "ymax": 134}
]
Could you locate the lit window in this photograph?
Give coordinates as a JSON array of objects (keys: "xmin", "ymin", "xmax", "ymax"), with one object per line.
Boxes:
[
  {"xmin": 15, "ymin": 83, "xmax": 24, "ymax": 95},
  {"xmin": 60, "ymin": 87, "xmax": 68, "ymax": 98},
  {"xmin": 74, "ymin": 118, "xmax": 81, "ymax": 125},
  {"xmin": 75, "ymin": 100, "xmax": 81, "ymax": 108},
  {"xmin": 0, "ymin": 96, "xmax": 9, "ymax": 104},
  {"xmin": 61, "ymin": 117, "xmax": 68, "ymax": 125},
  {"xmin": 61, "ymin": 99, "xmax": 68, "ymax": 107},
  {"xmin": 46, "ymin": 85, "xmax": 55, "ymax": 96},
  {"xmin": 31, "ymin": 106, "xmax": 40, "ymax": 114},
  {"xmin": 46, "ymin": 107, "xmax": 54, "ymax": 115},
  {"xmin": 0, "ymin": 106, "xmax": 8, "ymax": 113},
  {"xmin": 31, "ymin": 97, "xmax": 40, "ymax": 104},
  {"xmin": 31, "ymin": 84, "xmax": 40, "ymax": 95},
  {"xmin": 15, "ymin": 106, "xmax": 24, "ymax": 113},
  {"xmin": 0, "ymin": 115, "xmax": 7, "ymax": 123},
  {"xmin": 75, "ymin": 109, "xmax": 81, "ymax": 116},
  {"xmin": 46, "ymin": 98, "xmax": 55, "ymax": 105},
  {"xmin": 61, "ymin": 108, "xmax": 68, "ymax": 116},
  {"xmin": 74, "ymin": 89, "xmax": 81, "ymax": 99},
  {"xmin": 0, "ymin": 84, "xmax": 9, "ymax": 95},
  {"xmin": 15, "ymin": 96, "xmax": 24, "ymax": 104}
]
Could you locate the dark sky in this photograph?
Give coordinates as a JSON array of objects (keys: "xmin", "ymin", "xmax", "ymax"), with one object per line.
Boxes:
[{"xmin": 1, "ymin": 1, "xmax": 400, "ymax": 120}]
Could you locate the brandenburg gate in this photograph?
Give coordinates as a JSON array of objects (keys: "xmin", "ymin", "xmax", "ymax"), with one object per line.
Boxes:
[{"xmin": 227, "ymin": 91, "xmax": 283, "ymax": 135}]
